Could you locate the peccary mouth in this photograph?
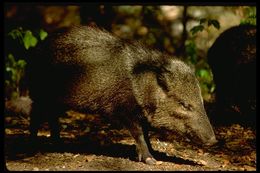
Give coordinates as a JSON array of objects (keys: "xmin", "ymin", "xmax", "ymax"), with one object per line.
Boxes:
[{"xmin": 185, "ymin": 129, "xmax": 218, "ymax": 146}]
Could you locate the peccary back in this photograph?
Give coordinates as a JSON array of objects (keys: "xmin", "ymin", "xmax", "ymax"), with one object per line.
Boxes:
[{"xmin": 27, "ymin": 25, "xmax": 217, "ymax": 164}]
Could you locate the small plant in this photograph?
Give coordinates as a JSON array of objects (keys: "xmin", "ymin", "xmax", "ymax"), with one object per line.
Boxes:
[
  {"xmin": 186, "ymin": 18, "xmax": 220, "ymax": 101},
  {"xmin": 240, "ymin": 6, "xmax": 256, "ymax": 26},
  {"xmin": 190, "ymin": 18, "xmax": 220, "ymax": 35},
  {"xmin": 5, "ymin": 53, "xmax": 27, "ymax": 99},
  {"xmin": 5, "ymin": 27, "xmax": 48, "ymax": 99}
]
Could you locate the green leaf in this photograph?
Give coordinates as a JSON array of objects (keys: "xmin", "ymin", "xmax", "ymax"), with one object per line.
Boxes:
[
  {"xmin": 190, "ymin": 25, "xmax": 204, "ymax": 35},
  {"xmin": 199, "ymin": 69, "xmax": 209, "ymax": 77},
  {"xmin": 8, "ymin": 28, "xmax": 24, "ymax": 44},
  {"xmin": 6, "ymin": 67, "xmax": 12, "ymax": 72},
  {"xmin": 23, "ymin": 31, "xmax": 38, "ymax": 49},
  {"xmin": 199, "ymin": 18, "xmax": 207, "ymax": 24},
  {"xmin": 7, "ymin": 53, "xmax": 15, "ymax": 65},
  {"xmin": 208, "ymin": 20, "xmax": 220, "ymax": 29},
  {"xmin": 8, "ymin": 28, "xmax": 23, "ymax": 40},
  {"xmin": 17, "ymin": 60, "xmax": 27, "ymax": 68},
  {"xmin": 39, "ymin": 29, "xmax": 48, "ymax": 40},
  {"xmin": 210, "ymin": 84, "xmax": 215, "ymax": 93},
  {"xmin": 185, "ymin": 40, "xmax": 197, "ymax": 64}
]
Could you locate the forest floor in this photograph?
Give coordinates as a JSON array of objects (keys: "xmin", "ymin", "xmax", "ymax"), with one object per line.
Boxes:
[{"xmin": 4, "ymin": 110, "xmax": 256, "ymax": 171}]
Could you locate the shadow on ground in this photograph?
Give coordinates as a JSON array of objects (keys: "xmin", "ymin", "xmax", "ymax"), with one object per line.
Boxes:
[{"xmin": 5, "ymin": 134, "xmax": 200, "ymax": 166}]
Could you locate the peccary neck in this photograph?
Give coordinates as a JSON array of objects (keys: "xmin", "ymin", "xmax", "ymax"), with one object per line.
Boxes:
[{"xmin": 123, "ymin": 41, "xmax": 172, "ymax": 75}]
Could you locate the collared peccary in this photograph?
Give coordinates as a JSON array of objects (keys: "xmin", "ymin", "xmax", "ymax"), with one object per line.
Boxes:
[
  {"xmin": 207, "ymin": 24, "xmax": 256, "ymax": 125},
  {"xmin": 27, "ymin": 25, "xmax": 217, "ymax": 164}
]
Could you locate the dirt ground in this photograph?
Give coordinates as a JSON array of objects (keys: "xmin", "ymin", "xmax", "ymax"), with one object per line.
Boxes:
[{"xmin": 4, "ymin": 110, "xmax": 256, "ymax": 171}]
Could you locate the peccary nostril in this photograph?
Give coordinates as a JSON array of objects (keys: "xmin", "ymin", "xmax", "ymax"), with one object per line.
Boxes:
[{"xmin": 206, "ymin": 136, "xmax": 218, "ymax": 146}]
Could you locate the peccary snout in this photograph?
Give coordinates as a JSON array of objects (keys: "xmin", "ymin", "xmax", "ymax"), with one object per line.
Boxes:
[
  {"xmin": 189, "ymin": 114, "xmax": 218, "ymax": 146},
  {"xmin": 205, "ymin": 136, "xmax": 218, "ymax": 146},
  {"xmin": 186, "ymin": 114, "xmax": 218, "ymax": 146}
]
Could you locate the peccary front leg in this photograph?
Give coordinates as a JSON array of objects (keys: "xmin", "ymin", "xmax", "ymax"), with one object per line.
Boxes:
[
  {"xmin": 29, "ymin": 102, "xmax": 43, "ymax": 141},
  {"xmin": 126, "ymin": 120, "xmax": 157, "ymax": 165},
  {"xmin": 48, "ymin": 112, "xmax": 61, "ymax": 143}
]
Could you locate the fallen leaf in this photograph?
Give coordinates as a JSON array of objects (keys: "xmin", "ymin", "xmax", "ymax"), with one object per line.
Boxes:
[
  {"xmin": 198, "ymin": 160, "xmax": 207, "ymax": 165},
  {"xmin": 33, "ymin": 167, "xmax": 39, "ymax": 171},
  {"xmin": 73, "ymin": 154, "xmax": 80, "ymax": 158},
  {"xmin": 86, "ymin": 155, "xmax": 95, "ymax": 162},
  {"xmin": 243, "ymin": 165, "xmax": 256, "ymax": 171},
  {"xmin": 155, "ymin": 161, "xmax": 163, "ymax": 165}
]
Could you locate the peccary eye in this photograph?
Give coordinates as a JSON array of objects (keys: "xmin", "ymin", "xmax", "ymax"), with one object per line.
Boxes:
[{"xmin": 179, "ymin": 101, "xmax": 192, "ymax": 111}]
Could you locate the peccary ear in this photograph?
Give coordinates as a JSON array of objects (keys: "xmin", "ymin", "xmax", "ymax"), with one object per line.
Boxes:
[
  {"xmin": 156, "ymin": 72, "xmax": 170, "ymax": 93},
  {"xmin": 132, "ymin": 62, "xmax": 170, "ymax": 93},
  {"xmin": 132, "ymin": 65, "xmax": 167, "ymax": 117}
]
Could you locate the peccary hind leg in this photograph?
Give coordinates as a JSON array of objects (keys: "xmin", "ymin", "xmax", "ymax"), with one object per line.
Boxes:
[
  {"xmin": 48, "ymin": 111, "xmax": 62, "ymax": 143},
  {"xmin": 29, "ymin": 103, "xmax": 43, "ymax": 141},
  {"xmin": 29, "ymin": 102, "xmax": 62, "ymax": 144}
]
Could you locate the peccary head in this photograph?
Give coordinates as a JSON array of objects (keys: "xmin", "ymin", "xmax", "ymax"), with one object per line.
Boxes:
[{"xmin": 133, "ymin": 57, "xmax": 217, "ymax": 146}]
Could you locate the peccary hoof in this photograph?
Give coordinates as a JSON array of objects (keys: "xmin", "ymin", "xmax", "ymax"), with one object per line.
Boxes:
[
  {"xmin": 145, "ymin": 157, "xmax": 157, "ymax": 165},
  {"xmin": 49, "ymin": 137, "xmax": 63, "ymax": 146},
  {"xmin": 138, "ymin": 152, "xmax": 157, "ymax": 165},
  {"xmin": 28, "ymin": 136, "xmax": 40, "ymax": 155}
]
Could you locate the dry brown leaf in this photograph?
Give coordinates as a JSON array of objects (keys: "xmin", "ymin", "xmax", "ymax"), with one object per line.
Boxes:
[
  {"xmin": 243, "ymin": 165, "xmax": 256, "ymax": 171},
  {"xmin": 85, "ymin": 155, "xmax": 96, "ymax": 162}
]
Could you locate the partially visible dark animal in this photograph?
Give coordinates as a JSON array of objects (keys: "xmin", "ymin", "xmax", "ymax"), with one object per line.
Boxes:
[{"xmin": 208, "ymin": 24, "xmax": 256, "ymax": 126}]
